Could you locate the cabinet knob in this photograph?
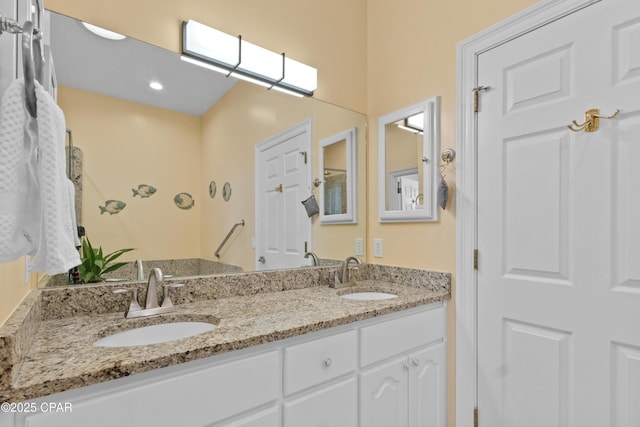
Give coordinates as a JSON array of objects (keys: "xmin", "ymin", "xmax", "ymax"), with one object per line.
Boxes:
[
  {"xmin": 412, "ymin": 359, "xmax": 420, "ymax": 367},
  {"xmin": 322, "ymin": 358, "xmax": 332, "ymax": 368},
  {"xmin": 402, "ymin": 363, "xmax": 410, "ymax": 371}
]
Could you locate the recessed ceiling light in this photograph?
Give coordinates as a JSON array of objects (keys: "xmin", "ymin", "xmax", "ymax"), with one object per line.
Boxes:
[
  {"xmin": 81, "ymin": 22, "xmax": 126, "ymax": 41},
  {"xmin": 149, "ymin": 81, "xmax": 163, "ymax": 90}
]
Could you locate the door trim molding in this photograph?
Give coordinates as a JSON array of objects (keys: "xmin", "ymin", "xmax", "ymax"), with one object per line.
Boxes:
[{"xmin": 455, "ymin": 0, "xmax": 601, "ymax": 425}]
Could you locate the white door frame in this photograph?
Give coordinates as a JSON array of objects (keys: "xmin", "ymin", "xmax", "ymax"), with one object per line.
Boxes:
[{"xmin": 455, "ymin": 0, "xmax": 601, "ymax": 425}]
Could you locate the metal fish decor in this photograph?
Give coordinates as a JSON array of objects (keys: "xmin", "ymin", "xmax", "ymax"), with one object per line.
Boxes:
[
  {"xmin": 174, "ymin": 192, "xmax": 195, "ymax": 210},
  {"xmin": 132, "ymin": 184, "xmax": 157, "ymax": 198},
  {"xmin": 99, "ymin": 200, "xmax": 126, "ymax": 215}
]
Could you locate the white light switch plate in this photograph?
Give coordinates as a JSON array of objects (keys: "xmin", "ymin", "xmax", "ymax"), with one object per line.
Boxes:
[
  {"xmin": 355, "ymin": 238, "xmax": 364, "ymax": 256},
  {"xmin": 373, "ymin": 239, "xmax": 383, "ymax": 258}
]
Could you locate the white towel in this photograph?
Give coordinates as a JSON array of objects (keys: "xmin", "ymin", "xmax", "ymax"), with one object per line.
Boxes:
[
  {"xmin": 29, "ymin": 81, "xmax": 81, "ymax": 274},
  {"xmin": 0, "ymin": 79, "xmax": 80, "ymax": 274},
  {"xmin": 0, "ymin": 80, "xmax": 40, "ymax": 262}
]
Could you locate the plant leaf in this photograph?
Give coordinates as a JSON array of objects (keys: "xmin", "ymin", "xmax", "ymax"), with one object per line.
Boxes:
[
  {"xmin": 103, "ymin": 248, "xmax": 135, "ymax": 264},
  {"xmin": 101, "ymin": 261, "xmax": 130, "ymax": 275}
]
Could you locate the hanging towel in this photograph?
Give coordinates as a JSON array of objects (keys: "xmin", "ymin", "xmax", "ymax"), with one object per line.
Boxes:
[
  {"xmin": 29, "ymin": 81, "xmax": 81, "ymax": 274},
  {"xmin": 0, "ymin": 80, "xmax": 40, "ymax": 262},
  {"xmin": 438, "ymin": 174, "xmax": 449, "ymax": 210}
]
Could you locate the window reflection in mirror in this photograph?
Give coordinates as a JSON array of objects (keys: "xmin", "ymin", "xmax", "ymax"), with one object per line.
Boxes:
[
  {"xmin": 378, "ymin": 97, "xmax": 440, "ymax": 222},
  {"xmin": 319, "ymin": 128, "xmax": 357, "ymax": 224}
]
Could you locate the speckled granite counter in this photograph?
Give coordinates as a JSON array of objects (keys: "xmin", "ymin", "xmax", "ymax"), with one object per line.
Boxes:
[{"xmin": 0, "ymin": 264, "xmax": 450, "ymax": 403}]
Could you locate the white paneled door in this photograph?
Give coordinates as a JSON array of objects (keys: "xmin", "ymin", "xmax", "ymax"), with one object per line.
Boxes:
[
  {"xmin": 255, "ymin": 120, "xmax": 311, "ymax": 271},
  {"xmin": 477, "ymin": 0, "xmax": 640, "ymax": 426}
]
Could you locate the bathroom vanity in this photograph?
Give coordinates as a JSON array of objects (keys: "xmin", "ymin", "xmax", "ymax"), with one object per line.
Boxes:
[{"xmin": 0, "ymin": 264, "xmax": 449, "ymax": 427}]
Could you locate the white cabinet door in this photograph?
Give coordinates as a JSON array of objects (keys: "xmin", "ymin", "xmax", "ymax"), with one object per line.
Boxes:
[
  {"xmin": 19, "ymin": 351, "xmax": 279, "ymax": 427},
  {"xmin": 283, "ymin": 378, "xmax": 357, "ymax": 427},
  {"xmin": 215, "ymin": 406, "xmax": 279, "ymax": 427},
  {"xmin": 409, "ymin": 343, "xmax": 446, "ymax": 427},
  {"xmin": 360, "ymin": 355, "xmax": 409, "ymax": 427}
]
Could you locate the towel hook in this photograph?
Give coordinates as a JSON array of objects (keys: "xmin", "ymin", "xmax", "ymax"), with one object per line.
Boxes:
[
  {"xmin": 568, "ymin": 108, "xmax": 620, "ymax": 133},
  {"xmin": 21, "ymin": 20, "xmax": 37, "ymax": 118}
]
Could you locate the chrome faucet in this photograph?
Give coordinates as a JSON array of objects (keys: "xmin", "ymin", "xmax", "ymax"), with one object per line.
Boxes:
[
  {"xmin": 304, "ymin": 251, "xmax": 319, "ymax": 266},
  {"xmin": 145, "ymin": 267, "xmax": 162, "ymax": 309},
  {"xmin": 113, "ymin": 268, "xmax": 184, "ymax": 319},
  {"xmin": 135, "ymin": 259, "xmax": 144, "ymax": 281},
  {"xmin": 333, "ymin": 256, "xmax": 362, "ymax": 288}
]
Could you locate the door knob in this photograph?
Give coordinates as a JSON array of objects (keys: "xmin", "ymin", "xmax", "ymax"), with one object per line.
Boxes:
[{"xmin": 258, "ymin": 256, "xmax": 266, "ymax": 264}]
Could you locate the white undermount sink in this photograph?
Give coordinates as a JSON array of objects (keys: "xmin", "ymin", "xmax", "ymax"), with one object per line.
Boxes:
[
  {"xmin": 94, "ymin": 321, "xmax": 217, "ymax": 347},
  {"xmin": 340, "ymin": 291, "xmax": 398, "ymax": 301}
]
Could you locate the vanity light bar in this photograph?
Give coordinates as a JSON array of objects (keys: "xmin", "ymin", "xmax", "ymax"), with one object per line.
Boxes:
[{"xmin": 181, "ymin": 20, "xmax": 317, "ymax": 97}]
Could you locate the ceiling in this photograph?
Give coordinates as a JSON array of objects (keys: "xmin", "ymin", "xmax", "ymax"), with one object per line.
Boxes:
[{"xmin": 49, "ymin": 11, "xmax": 238, "ymax": 116}]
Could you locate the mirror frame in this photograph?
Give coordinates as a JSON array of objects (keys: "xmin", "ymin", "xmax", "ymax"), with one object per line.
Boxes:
[
  {"xmin": 377, "ymin": 96, "xmax": 440, "ymax": 223},
  {"xmin": 319, "ymin": 127, "xmax": 358, "ymax": 224}
]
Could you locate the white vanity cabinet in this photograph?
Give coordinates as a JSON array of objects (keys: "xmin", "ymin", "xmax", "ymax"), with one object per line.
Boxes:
[
  {"xmin": 360, "ymin": 342, "xmax": 446, "ymax": 427},
  {"xmin": 359, "ymin": 304, "xmax": 446, "ymax": 427},
  {"xmin": 7, "ymin": 302, "xmax": 446, "ymax": 427}
]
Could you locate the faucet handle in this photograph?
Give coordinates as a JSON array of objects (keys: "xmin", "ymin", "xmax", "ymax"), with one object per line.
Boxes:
[
  {"xmin": 113, "ymin": 288, "xmax": 142, "ymax": 313},
  {"xmin": 161, "ymin": 283, "xmax": 185, "ymax": 308}
]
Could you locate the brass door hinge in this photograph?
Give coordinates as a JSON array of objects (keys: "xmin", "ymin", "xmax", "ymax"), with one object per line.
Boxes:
[
  {"xmin": 474, "ymin": 249, "xmax": 479, "ymax": 270},
  {"xmin": 474, "ymin": 407, "xmax": 479, "ymax": 427},
  {"xmin": 472, "ymin": 86, "xmax": 490, "ymax": 113}
]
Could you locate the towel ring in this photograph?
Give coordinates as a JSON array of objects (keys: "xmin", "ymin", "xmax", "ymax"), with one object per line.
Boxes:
[{"xmin": 22, "ymin": 20, "xmax": 37, "ymax": 118}]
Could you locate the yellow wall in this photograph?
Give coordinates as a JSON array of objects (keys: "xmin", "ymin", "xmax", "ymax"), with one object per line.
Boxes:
[
  {"xmin": 0, "ymin": 260, "xmax": 28, "ymax": 325},
  {"xmin": 200, "ymin": 81, "xmax": 367, "ymax": 270},
  {"xmin": 57, "ymin": 86, "xmax": 203, "ymax": 262}
]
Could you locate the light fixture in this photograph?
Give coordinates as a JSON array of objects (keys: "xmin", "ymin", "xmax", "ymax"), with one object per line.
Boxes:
[
  {"xmin": 81, "ymin": 22, "xmax": 126, "ymax": 41},
  {"xmin": 149, "ymin": 81, "xmax": 163, "ymax": 90},
  {"xmin": 181, "ymin": 20, "xmax": 317, "ymax": 97},
  {"xmin": 398, "ymin": 113, "xmax": 424, "ymax": 134}
]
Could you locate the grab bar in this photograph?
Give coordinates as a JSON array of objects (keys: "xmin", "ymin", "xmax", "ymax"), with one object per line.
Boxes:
[{"xmin": 215, "ymin": 220, "xmax": 245, "ymax": 258}]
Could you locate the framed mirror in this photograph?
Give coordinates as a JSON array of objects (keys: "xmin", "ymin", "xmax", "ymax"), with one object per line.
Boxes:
[
  {"xmin": 45, "ymin": 10, "xmax": 368, "ymax": 285},
  {"xmin": 319, "ymin": 127, "xmax": 357, "ymax": 224},
  {"xmin": 378, "ymin": 96, "xmax": 440, "ymax": 222}
]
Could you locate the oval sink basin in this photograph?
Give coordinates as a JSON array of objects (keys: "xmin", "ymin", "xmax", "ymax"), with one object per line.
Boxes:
[
  {"xmin": 340, "ymin": 291, "xmax": 398, "ymax": 301},
  {"xmin": 94, "ymin": 321, "xmax": 216, "ymax": 347}
]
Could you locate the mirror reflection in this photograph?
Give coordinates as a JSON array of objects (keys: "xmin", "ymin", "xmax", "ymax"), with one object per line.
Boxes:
[
  {"xmin": 324, "ymin": 141, "xmax": 347, "ymax": 215},
  {"xmin": 47, "ymin": 11, "xmax": 367, "ymax": 285},
  {"xmin": 319, "ymin": 127, "xmax": 357, "ymax": 224},
  {"xmin": 378, "ymin": 97, "xmax": 440, "ymax": 223}
]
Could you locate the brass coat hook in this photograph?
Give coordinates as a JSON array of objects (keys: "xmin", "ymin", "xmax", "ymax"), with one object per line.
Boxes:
[{"xmin": 568, "ymin": 108, "xmax": 620, "ymax": 132}]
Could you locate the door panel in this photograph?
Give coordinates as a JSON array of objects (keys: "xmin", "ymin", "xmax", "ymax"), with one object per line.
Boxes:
[
  {"xmin": 255, "ymin": 121, "xmax": 311, "ymax": 270},
  {"xmin": 360, "ymin": 356, "xmax": 408, "ymax": 427},
  {"xmin": 409, "ymin": 343, "xmax": 446, "ymax": 427},
  {"xmin": 477, "ymin": 1, "xmax": 640, "ymax": 426}
]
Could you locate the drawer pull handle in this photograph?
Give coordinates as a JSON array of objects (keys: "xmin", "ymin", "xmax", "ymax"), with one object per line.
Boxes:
[
  {"xmin": 322, "ymin": 358, "xmax": 332, "ymax": 368},
  {"xmin": 412, "ymin": 359, "xmax": 420, "ymax": 367},
  {"xmin": 402, "ymin": 363, "xmax": 410, "ymax": 371}
]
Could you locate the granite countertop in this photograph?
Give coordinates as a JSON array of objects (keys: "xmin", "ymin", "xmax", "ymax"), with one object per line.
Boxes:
[{"xmin": 0, "ymin": 264, "xmax": 450, "ymax": 403}]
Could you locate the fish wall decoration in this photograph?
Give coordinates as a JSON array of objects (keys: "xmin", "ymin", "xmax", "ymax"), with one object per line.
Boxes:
[
  {"xmin": 99, "ymin": 200, "xmax": 126, "ymax": 215},
  {"xmin": 174, "ymin": 193, "xmax": 195, "ymax": 210},
  {"xmin": 132, "ymin": 184, "xmax": 157, "ymax": 198}
]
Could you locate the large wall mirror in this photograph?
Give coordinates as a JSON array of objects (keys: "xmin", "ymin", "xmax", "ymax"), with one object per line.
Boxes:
[
  {"xmin": 378, "ymin": 96, "xmax": 440, "ymax": 222},
  {"xmin": 47, "ymin": 10, "xmax": 367, "ymax": 285},
  {"xmin": 319, "ymin": 127, "xmax": 357, "ymax": 224}
]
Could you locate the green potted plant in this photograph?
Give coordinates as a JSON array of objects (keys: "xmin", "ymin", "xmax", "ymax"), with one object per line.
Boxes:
[{"xmin": 78, "ymin": 238, "xmax": 134, "ymax": 283}]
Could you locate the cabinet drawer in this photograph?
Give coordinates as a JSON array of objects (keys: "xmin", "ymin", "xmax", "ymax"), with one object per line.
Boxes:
[
  {"xmin": 283, "ymin": 378, "xmax": 357, "ymax": 427},
  {"xmin": 21, "ymin": 351, "xmax": 279, "ymax": 427},
  {"xmin": 284, "ymin": 329, "xmax": 357, "ymax": 395},
  {"xmin": 360, "ymin": 304, "xmax": 444, "ymax": 367}
]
